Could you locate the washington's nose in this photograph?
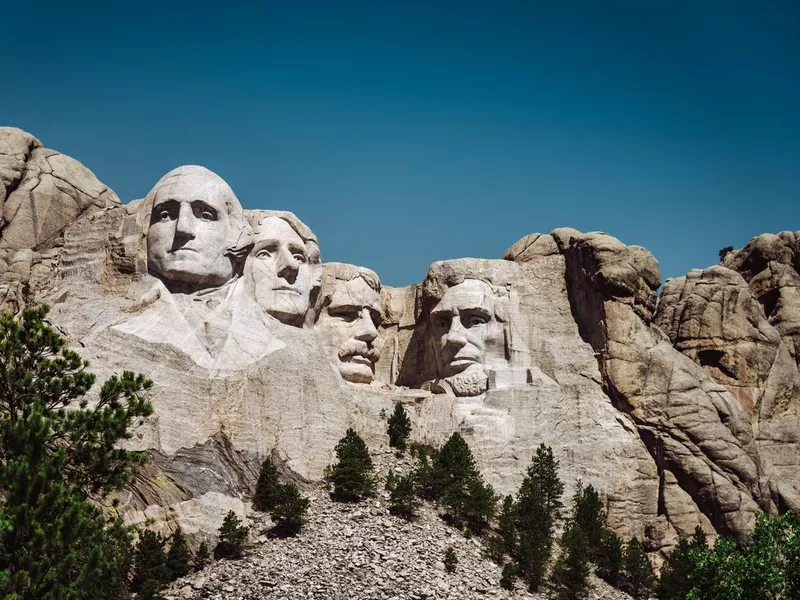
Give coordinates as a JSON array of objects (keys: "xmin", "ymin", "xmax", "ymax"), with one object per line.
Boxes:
[
  {"xmin": 355, "ymin": 309, "xmax": 378, "ymax": 342},
  {"xmin": 174, "ymin": 203, "xmax": 197, "ymax": 243},
  {"xmin": 275, "ymin": 247, "xmax": 300, "ymax": 282}
]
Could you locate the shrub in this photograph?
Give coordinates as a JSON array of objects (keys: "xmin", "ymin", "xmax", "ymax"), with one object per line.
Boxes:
[
  {"xmin": 166, "ymin": 526, "xmax": 192, "ymax": 580},
  {"xmin": 500, "ymin": 562, "xmax": 517, "ymax": 590},
  {"xmin": 253, "ymin": 457, "xmax": 282, "ymax": 512},
  {"xmin": 388, "ymin": 473, "xmax": 421, "ymax": 520},
  {"xmin": 270, "ymin": 483, "xmax": 310, "ymax": 536},
  {"xmin": 215, "ymin": 511, "xmax": 249, "ymax": 559},
  {"xmin": 194, "ymin": 541, "xmax": 211, "ymax": 569},
  {"xmin": 443, "ymin": 547, "xmax": 458, "ymax": 573},
  {"xmin": 387, "ymin": 403, "xmax": 412, "ymax": 451},
  {"xmin": 330, "ymin": 428, "xmax": 377, "ymax": 502},
  {"xmin": 718, "ymin": 245, "xmax": 734, "ymax": 262}
]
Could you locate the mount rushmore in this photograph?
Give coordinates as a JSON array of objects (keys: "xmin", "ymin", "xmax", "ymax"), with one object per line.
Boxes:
[{"xmin": 1, "ymin": 126, "xmax": 798, "ymax": 557}]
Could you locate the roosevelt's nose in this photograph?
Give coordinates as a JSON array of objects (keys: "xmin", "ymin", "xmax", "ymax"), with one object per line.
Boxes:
[
  {"xmin": 173, "ymin": 203, "xmax": 197, "ymax": 244},
  {"xmin": 355, "ymin": 309, "xmax": 378, "ymax": 343},
  {"xmin": 275, "ymin": 247, "xmax": 300, "ymax": 283}
]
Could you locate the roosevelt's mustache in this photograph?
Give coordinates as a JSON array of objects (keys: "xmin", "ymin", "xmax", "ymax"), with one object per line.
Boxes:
[{"xmin": 338, "ymin": 341, "xmax": 380, "ymax": 363}]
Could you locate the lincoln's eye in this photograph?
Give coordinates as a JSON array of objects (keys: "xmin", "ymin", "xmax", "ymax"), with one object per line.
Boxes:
[
  {"xmin": 337, "ymin": 310, "xmax": 358, "ymax": 323},
  {"xmin": 466, "ymin": 315, "xmax": 488, "ymax": 327}
]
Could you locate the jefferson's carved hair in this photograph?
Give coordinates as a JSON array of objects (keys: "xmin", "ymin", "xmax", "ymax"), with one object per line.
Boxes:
[{"xmin": 246, "ymin": 210, "xmax": 321, "ymax": 264}]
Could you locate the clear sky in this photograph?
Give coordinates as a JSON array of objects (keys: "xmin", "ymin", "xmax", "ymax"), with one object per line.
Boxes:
[{"xmin": 2, "ymin": 1, "xmax": 798, "ymax": 287}]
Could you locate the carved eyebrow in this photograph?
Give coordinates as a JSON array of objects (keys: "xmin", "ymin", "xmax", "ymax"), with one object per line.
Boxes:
[
  {"xmin": 328, "ymin": 303, "xmax": 362, "ymax": 312},
  {"xmin": 460, "ymin": 307, "xmax": 491, "ymax": 319},
  {"xmin": 430, "ymin": 306, "xmax": 456, "ymax": 316},
  {"xmin": 190, "ymin": 200, "xmax": 219, "ymax": 216}
]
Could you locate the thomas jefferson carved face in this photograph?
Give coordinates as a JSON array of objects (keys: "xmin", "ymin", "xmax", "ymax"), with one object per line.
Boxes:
[
  {"xmin": 244, "ymin": 216, "xmax": 318, "ymax": 326},
  {"xmin": 315, "ymin": 267, "xmax": 382, "ymax": 384},
  {"xmin": 146, "ymin": 167, "xmax": 247, "ymax": 292},
  {"xmin": 429, "ymin": 279, "xmax": 506, "ymax": 394}
]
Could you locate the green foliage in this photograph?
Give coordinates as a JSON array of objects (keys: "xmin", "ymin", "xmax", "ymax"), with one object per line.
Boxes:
[
  {"xmin": 718, "ymin": 245, "xmax": 734, "ymax": 262},
  {"xmin": 443, "ymin": 547, "xmax": 458, "ymax": 573},
  {"xmin": 500, "ymin": 562, "xmax": 517, "ymax": 591},
  {"xmin": 253, "ymin": 457, "xmax": 282, "ymax": 512},
  {"xmin": 514, "ymin": 443, "xmax": 564, "ymax": 592},
  {"xmin": 572, "ymin": 481, "xmax": 605, "ymax": 558},
  {"xmin": 386, "ymin": 403, "xmax": 412, "ymax": 451},
  {"xmin": 166, "ymin": 527, "xmax": 192, "ymax": 580},
  {"xmin": 498, "ymin": 495, "xmax": 517, "ymax": 556},
  {"xmin": 330, "ymin": 428, "xmax": 377, "ymax": 502},
  {"xmin": 623, "ymin": 537, "xmax": 655, "ymax": 598},
  {"xmin": 684, "ymin": 511, "xmax": 799, "ymax": 600},
  {"xmin": 414, "ymin": 432, "xmax": 497, "ymax": 531},
  {"xmin": 0, "ymin": 305, "xmax": 153, "ymax": 599},
  {"xmin": 385, "ymin": 468, "xmax": 397, "ymax": 491},
  {"xmin": 387, "ymin": 473, "xmax": 421, "ymax": 520},
  {"xmin": 215, "ymin": 511, "xmax": 249, "ymax": 559},
  {"xmin": 552, "ymin": 523, "xmax": 591, "ymax": 600},
  {"xmin": 132, "ymin": 529, "xmax": 169, "ymax": 593},
  {"xmin": 596, "ymin": 529, "xmax": 624, "ymax": 587},
  {"xmin": 270, "ymin": 483, "xmax": 310, "ymax": 536},
  {"xmin": 484, "ymin": 535, "xmax": 506, "ymax": 564},
  {"xmin": 194, "ymin": 542, "xmax": 211, "ymax": 569}
]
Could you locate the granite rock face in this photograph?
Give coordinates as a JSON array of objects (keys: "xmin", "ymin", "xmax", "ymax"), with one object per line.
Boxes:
[{"xmin": 0, "ymin": 126, "xmax": 797, "ymax": 556}]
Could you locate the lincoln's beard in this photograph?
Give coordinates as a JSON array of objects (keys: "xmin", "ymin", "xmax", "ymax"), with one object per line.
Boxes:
[{"xmin": 443, "ymin": 368, "xmax": 488, "ymax": 397}]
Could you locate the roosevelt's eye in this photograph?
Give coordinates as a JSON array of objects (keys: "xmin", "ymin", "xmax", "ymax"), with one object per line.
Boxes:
[{"xmin": 433, "ymin": 315, "xmax": 449, "ymax": 329}]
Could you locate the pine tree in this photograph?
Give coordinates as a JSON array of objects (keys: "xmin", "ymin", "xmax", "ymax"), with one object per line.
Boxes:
[
  {"xmin": 623, "ymin": 537, "xmax": 655, "ymax": 598},
  {"xmin": 595, "ymin": 529, "xmax": 624, "ymax": 586},
  {"xmin": 253, "ymin": 457, "xmax": 282, "ymax": 512},
  {"xmin": 194, "ymin": 541, "xmax": 211, "ymax": 569},
  {"xmin": 500, "ymin": 563, "xmax": 517, "ymax": 590},
  {"xmin": 388, "ymin": 473, "xmax": 421, "ymax": 520},
  {"xmin": 514, "ymin": 444, "xmax": 564, "ymax": 592},
  {"xmin": 270, "ymin": 483, "xmax": 310, "ymax": 536},
  {"xmin": 572, "ymin": 481, "xmax": 605, "ymax": 556},
  {"xmin": 330, "ymin": 428, "xmax": 377, "ymax": 501},
  {"xmin": 132, "ymin": 529, "xmax": 170, "ymax": 592},
  {"xmin": 0, "ymin": 305, "xmax": 153, "ymax": 599},
  {"xmin": 386, "ymin": 403, "xmax": 412, "ymax": 451},
  {"xmin": 215, "ymin": 511, "xmax": 249, "ymax": 559},
  {"xmin": 166, "ymin": 526, "xmax": 192, "ymax": 580},
  {"xmin": 657, "ymin": 537, "xmax": 697, "ymax": 600},
  {"xmin": 484, "ymin": 535, "xmax": 506, "ymax": 564},
  {"xmin": 498, "ymin": 495, "xmax": 517, "ymax": 555},
  {"xmin": 551, "ymin": 523, "xmax": 591, "ymax": 600},
  {"xmin": 443, "ymin": 547, "xmax": 458, "ymax": 573}
]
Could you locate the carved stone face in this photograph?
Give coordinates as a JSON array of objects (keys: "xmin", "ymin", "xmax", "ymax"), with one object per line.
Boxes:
[
  {"xmin": 244, "ymin": 216, "xmax": 316, "ymax": 326},
  {"xmin": 429, "ymin": 279, "xmax": 506, "ymax": 383},
  {"xmin": 315, "ymin": 277, "xmax": 382, "ymax": 383},
  {"xmin": 147, "ymin": 170, "xmax": 241, "ymax": 290}
]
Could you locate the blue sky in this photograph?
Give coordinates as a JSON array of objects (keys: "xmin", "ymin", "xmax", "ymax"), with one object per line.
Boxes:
[{"xmin": 3, "ymin": 1, "xmax": 798, "ymax": 286}]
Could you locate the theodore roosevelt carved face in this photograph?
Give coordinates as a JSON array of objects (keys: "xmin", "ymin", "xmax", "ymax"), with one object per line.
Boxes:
[
  {"xmin": 244, "ymin": 211, "xmax": 321, "ymax": 326},
  {"xmin": 313, "ymin": 263, "xmax": 382, "ymax": 384},
  {"xmin": 146, "ymin": 166, "xmax": 250, "ymax": 293}
]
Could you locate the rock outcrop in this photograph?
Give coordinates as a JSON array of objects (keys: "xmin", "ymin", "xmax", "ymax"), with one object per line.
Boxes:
[{"xmin": 0, "ymin": 126, "xmax": 797, "ymax": 558}]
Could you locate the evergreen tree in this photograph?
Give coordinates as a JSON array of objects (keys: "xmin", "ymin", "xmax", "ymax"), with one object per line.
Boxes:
[
  {"xmin": 215, "ymin": 511, "xmax": 249, "ymax": 559},
  {"xmin": 269, "ymin": 483, "xmax": 310, "ymax": 536},
  {"xmin": 595, "ymin": 529, "xmax": 624, "ymax": 587},
  {"xmin": 498, "ymin": 495, "xmax": 517, "ymax": 555},
  {"xmin": 572, "ymin": 481, "xmax": 605, "ymax": 557},
  {"xmin": 0, "ymin": 305, "xmax": 153, "ymax": 599},
  {"xmin": 385, "ymin": 468, "xmax": 397, "ymax": 492},
  {"xmin": 253, "ymin": 457, "xmax": 282, "ymax": 512},
  {"xmin": 166, "ymin": 527, "xmax": 192, "ymax": 580},
  {"xmin": 388, "ymin": 473, "xmax": 421, "ymax": 520},
  {"xmin": 330, "ymin": 428, "xmax": 377, "ymax": 501},
  {"xmin": 443, "ymin": 547, "xmax": 458, "ymax": 573},
  {"xmin": 194, "ymin": 542, "xmax": 211, "ymax": 569},
  {"xmin": 484, "ymin": 535, "xmax": 506, "ymax": 564},
  {"xmin": 657, "ymin": 537, "xmax": 697, "ymax": 600},
  {"xmin": 551, "ymin": 523, "xmax": 591, "ymax": 600},
  {"xmin": 386, "ymin": 403, "xmax": 412, "ymax": 451},
  {"xmin": 500, "ymin": 562, "xmax": 517, "ymax": 591},
  {"xmin": 623, "ymin": 537, "xmax": 655, "ymax": 598},
  {"xmin": 132, "ymin": 529, "xmax": 170, "ymax": 592},
  {"xmin": 514, "ymin": 444, "xmax": 564, "ymax": 592}
]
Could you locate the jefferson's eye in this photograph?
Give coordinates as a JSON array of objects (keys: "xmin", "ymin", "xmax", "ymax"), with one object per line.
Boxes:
[
  {"xmin": 293, "ymin": 253, "xmax": 306, "ymax": 263},
  {"xmin": 255, "ymin": 249, "xmax": 272, "ymax": 259}
]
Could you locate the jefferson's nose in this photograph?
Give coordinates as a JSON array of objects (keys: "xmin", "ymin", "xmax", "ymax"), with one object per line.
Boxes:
[
  {"xmin": 275, "ymin": 247, "xmax": 300, "ymax": 282},
  {"xmin": 355, "ymin": 309, "xmax": 378, "ymax": 342}
]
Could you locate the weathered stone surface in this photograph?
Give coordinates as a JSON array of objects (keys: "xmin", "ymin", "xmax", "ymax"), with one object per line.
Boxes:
[{"xmin": 0, "ymin": 127, "xmax": 796, "ymax": 558}]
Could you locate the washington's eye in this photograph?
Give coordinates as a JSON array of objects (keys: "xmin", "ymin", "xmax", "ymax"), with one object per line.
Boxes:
[
  {"xmin": 158, "ymin": 210, "xmax": 171, "ymax": 221},
  {"xmin": 200, "ymin": 210, "xmax": 215, "ymax": 220}
]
